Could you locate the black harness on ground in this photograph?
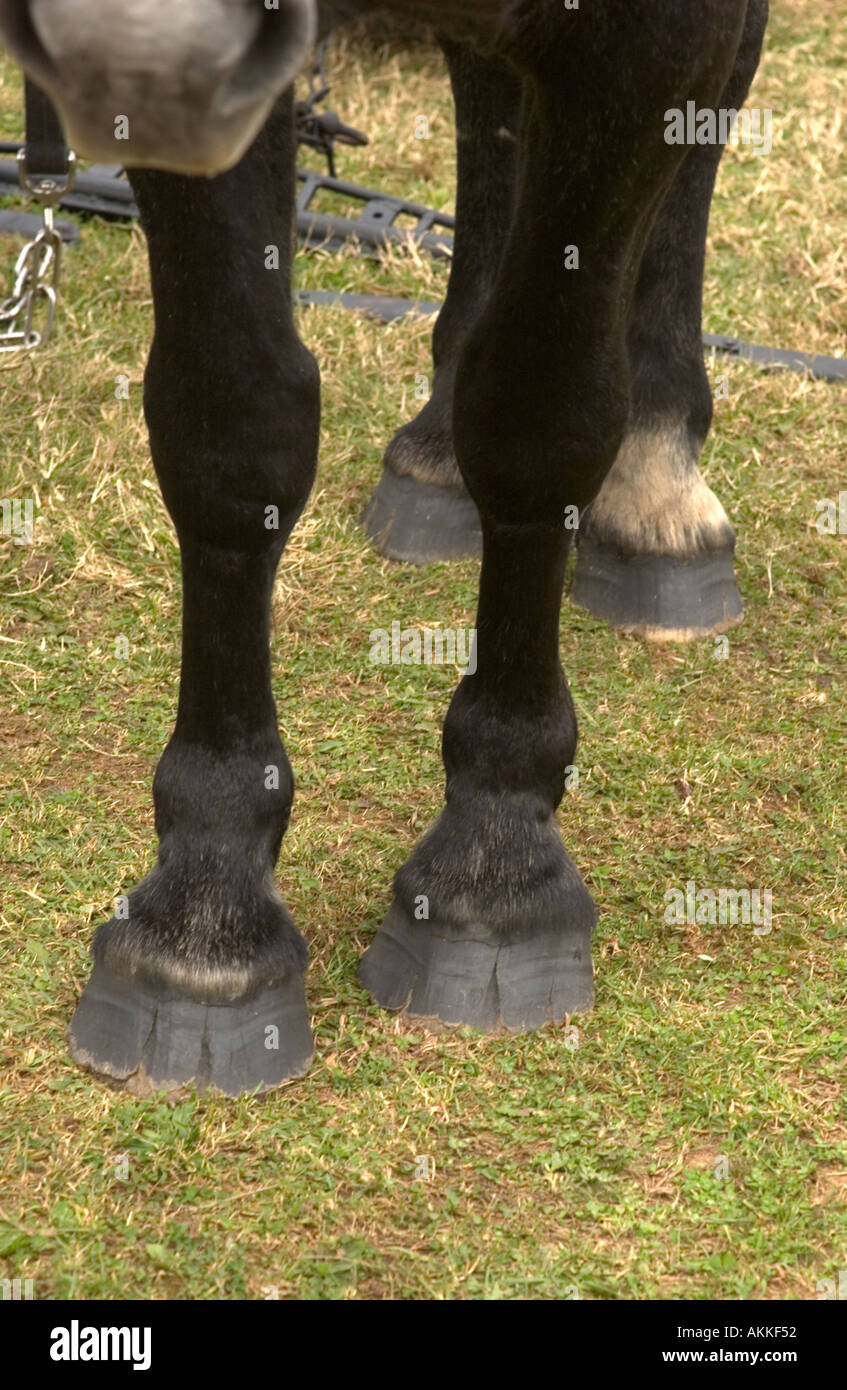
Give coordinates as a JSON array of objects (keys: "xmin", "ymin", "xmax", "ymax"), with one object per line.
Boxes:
[
  {"xmin": 294, "ymin": 39, "xmax": 368, "ymax": 178},
  {"xmin": 1, "ymin": 71, "xmax": 845, "ymax": 382}
]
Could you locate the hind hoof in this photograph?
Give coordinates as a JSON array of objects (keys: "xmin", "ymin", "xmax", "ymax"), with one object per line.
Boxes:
[
  {"xmin": 362, "ymin": 468, "xmax": 481, "ymax": 564},
  {"xmin": 571, "ymin": 535, "xmax": 743, "ymax": 640}
]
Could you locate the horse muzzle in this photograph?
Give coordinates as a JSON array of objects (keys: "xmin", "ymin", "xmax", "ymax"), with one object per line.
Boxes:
[{"xmin": 0, "ymin": 0, "xmax": 317, "ymax": 175}]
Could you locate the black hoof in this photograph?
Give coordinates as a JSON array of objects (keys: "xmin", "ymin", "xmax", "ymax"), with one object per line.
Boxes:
[
  {"xmin": 358, "ymin": 901, "xmax": 593, "ymax": 1032},
  {"xmin": 68, "ymin": 960, "xmax": 314, "ymax": 1097},
  {"xmin": 571, "ymin": 535, "xmax": 742, "ymax": 639},
  {"xmin": 361, "ymin": 468, "xmax": 482, "ymax": 564}
]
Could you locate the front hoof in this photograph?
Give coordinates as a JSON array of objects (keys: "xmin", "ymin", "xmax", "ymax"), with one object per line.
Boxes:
[
  {"xmin": 358, "ymin": 902, "xmax": 593, "ymax": 1033},
  {"xmin": 68, "ymin": 961, "xmax": 314, "ymax": 1097},
  {"xmin": 571, "ymin": 534, "xmax": 743, "ymax": 641},
  {"xmin": 362, "ymin": 468, "xmax": 482, "ymax": 565}
]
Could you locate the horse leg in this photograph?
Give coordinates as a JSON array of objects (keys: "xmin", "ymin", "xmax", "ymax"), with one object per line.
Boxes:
[
  {"xmin": 360, "ymin": 0, "xmax": 748, "ymax": 1028},
  {"xmin": 69, "ymin": 96, "xmax": 320, "ymax": 1095},
  {"xmin": 572, "ymin": 0, "xmax": 769, "ymax": 640},
  {"xmin": 361, "ymin": 34, "xmax": 521, "ymax": 564}
]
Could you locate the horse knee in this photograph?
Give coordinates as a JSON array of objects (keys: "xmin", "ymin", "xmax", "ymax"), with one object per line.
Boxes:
[
  {"xmin": 453, "ymin": 319, "xmax": 630, "ymax": 524},
  {"xmin": 143, "ymin": 334, "xmax": 320, "ymax": 552}
]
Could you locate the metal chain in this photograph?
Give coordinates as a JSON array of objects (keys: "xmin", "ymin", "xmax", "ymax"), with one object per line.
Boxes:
[{"xmin": 0, "ymin": 148, "xmax": 76, "ymax": 353}]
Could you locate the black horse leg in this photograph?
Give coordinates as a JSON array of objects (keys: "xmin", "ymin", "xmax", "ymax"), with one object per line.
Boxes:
[
  {"xmin": 366, "ymin": 2, "xmax": 766, "ymax": 645},
  {"xmin": 571, "ymin": 0, "xmax": 768, "ymax": 639},
  {"xmin": 360, "ymin": 0, "xmax": 748, "ymax": 1028},
  {"xmin": 361, "ymin": 35, "xmax": 521, "ymax": 564},
  {"xmin": 69, "ymin": 96, "xmax": 321, "ymax": 1095}
]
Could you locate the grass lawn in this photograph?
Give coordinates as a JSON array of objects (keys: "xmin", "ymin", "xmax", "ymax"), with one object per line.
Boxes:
[{"xmin": 0, "ymin": 0, "xmax": 844, "ymax": 1299}]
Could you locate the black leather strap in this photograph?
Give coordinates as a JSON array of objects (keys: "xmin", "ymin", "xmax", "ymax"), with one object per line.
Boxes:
[{"xmin": 24, "ymin": 76, "xmax": 69, "ymax": 179}]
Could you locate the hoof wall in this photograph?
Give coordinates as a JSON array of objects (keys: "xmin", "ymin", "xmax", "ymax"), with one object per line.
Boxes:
[
  {"xmin": 358, "ymin": 902, "xmax": 593, "ymax": 1033},
  {"xmin": 571, "ymin": 535, "xmax": 742, "ymax": 640},
  {"xmin": 362, "ymin": 469, "xmax": 481, "ymax": 564},
  {"xmin": 69, "ymin": 961, "xmax": 314, "ymax": 1097}
]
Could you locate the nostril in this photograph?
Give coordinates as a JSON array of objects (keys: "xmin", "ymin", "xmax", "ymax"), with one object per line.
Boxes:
[
  {"xmin": 218, "ymin": 0, "xmax": 316, "ymax": 113},
  {"xmin": 0, "ymin": 0, "xmax": 318, "ymax": 174}
]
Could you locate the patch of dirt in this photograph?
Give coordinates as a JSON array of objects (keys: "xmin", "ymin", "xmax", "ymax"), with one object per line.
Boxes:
[{"xmin": 809, "ymin": 1164, "xmax": 847, "ymax": 1206}]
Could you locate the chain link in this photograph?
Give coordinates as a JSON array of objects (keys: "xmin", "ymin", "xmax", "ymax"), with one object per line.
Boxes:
[
  {"xmin": 0, "ymin": 209, "xmax": 62, "ymax": 351},
  {"xmin": 0, "ymin": 149, "xmax": 76, "ymax": 353}
]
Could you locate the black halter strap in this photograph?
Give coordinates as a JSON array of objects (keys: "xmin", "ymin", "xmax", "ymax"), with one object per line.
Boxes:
[{"xmin": 23, "ymin": 76, "xmax": 70, "ymax": 181}]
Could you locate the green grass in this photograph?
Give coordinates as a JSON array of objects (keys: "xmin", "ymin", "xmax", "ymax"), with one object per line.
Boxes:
[{"xmin": 0, "ymin": 0, "xmax": 845, "ymax": 1300}]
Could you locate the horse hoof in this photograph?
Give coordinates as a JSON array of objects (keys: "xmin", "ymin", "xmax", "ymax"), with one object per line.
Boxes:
[
  {"xmin": 358, "ymin": 900, "xmax": 593, "ymax": 1033},
  {"xmin": 361, "ymin": 468, "xmax": 482, "ymax": 564},
  {"xmin": 571, "ymin": 534, "xmax": 743, "ymax": 640},
  {"xmin": 68, "ymin": 960, "xmax": 314, "ymax": 1097}
]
